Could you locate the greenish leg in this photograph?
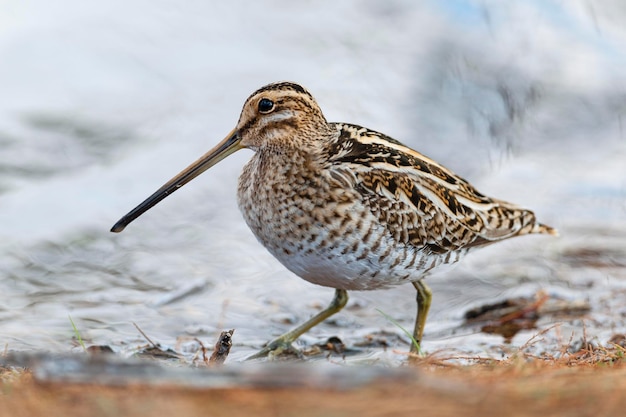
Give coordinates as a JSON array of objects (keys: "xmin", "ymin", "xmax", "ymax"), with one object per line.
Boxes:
[
  {"xmin": 411, "ymin": 280, "xmax": 432, "ymax": 354},
  {"xmin": 247, "ymin": 288, "xmax": 349, "ymax": 360}
]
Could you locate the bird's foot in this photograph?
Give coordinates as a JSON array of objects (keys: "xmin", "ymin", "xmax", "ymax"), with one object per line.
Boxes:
[{"xmin": 246, "ymin": 338, "xmax": 303, "ymax": 360}]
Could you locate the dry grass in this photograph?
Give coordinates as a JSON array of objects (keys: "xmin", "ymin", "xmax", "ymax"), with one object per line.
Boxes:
[
  {"xmin": 2, "ymin": 362, "xmax": 625, "ymax": 417},
  {"xmin": 2, "ymin": 331, "xmax": 625, "ymax": 417},
  {"xmin": 409, "ymin": 325, "xmax": 626, "ymax": 371}
]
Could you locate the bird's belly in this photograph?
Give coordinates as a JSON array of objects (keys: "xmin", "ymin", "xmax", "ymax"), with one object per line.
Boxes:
[
  {"xmin": 263, "ymin": 236, "xmax": 464, "ymax": 291},
  {"xmin": 269, "ymin": 245, "xmax": 416, "ymax": 290},
  {"xmin": 239, "ymin": 198, "xmax": 463, "ymax": 290}
]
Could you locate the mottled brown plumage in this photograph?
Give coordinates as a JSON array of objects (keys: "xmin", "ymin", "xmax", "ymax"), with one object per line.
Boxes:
[{"xmin": 111, "ymin": 81, "xmax": 557, "ymax": 358}]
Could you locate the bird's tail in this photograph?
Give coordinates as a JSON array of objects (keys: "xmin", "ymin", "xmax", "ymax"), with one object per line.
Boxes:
[{"xmin": 529, "ymin": 222, "xmax": 559, "ymax": 236}]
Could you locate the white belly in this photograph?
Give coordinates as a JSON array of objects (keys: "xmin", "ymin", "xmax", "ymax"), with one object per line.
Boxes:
[{"xmin": 253, "ymin": 221, "xmax": 464, "ymax": 291}]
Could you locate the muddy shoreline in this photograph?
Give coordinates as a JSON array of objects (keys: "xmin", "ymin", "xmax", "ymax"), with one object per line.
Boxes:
[{"xmin": 2, "ymin": 352, "xmax": 625, "ymax": 417}]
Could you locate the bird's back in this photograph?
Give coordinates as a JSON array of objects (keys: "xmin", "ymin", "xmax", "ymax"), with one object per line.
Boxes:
[{"xmin": 325, "ymin": 123, "xmax": 557, "ymax": 255}]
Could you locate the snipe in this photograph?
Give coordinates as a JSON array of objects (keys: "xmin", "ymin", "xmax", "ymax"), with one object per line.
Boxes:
[{"xmin": 111, "ymin": 81, "xmax": 557, "ymax": 358}]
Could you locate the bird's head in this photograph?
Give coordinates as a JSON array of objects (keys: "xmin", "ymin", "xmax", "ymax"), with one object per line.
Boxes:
[{"xmin": 110, "ymin": 81, "xmax": 328, "ymax": 232}]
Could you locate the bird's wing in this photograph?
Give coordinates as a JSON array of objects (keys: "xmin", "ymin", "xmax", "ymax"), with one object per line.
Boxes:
[{"xmin": 326, "ymin": 123, "xmax": 552, "ymax": 253}]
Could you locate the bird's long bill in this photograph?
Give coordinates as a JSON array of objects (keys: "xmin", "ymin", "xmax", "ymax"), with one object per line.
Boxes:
[{"xmin": 110, "ymin": 128, "xmax": 242, "ymax": 233}]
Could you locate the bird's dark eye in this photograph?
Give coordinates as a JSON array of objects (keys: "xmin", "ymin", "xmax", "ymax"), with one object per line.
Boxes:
[{"xmin": 258, "ymin": 98, "xmax": 275, "ymax": 113}]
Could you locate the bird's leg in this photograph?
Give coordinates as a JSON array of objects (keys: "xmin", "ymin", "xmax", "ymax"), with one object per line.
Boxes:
[
  {"xmin": 247, "ymin": 288, "xmax": 349, "ymax": 359},
  {"xmin": 411, "ymin": 280, "xmax": 432, "ymax": 355}
]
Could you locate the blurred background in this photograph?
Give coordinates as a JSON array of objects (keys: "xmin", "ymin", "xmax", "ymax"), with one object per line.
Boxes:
[{"xmin": 1, "ymin": 1, "xmax": 625, "ymax": 362}]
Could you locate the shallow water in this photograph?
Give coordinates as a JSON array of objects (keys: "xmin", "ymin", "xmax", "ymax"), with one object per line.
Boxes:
[{"xmin": 1, "ymin": 1, "xmax": 625, "ymax": 363}]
